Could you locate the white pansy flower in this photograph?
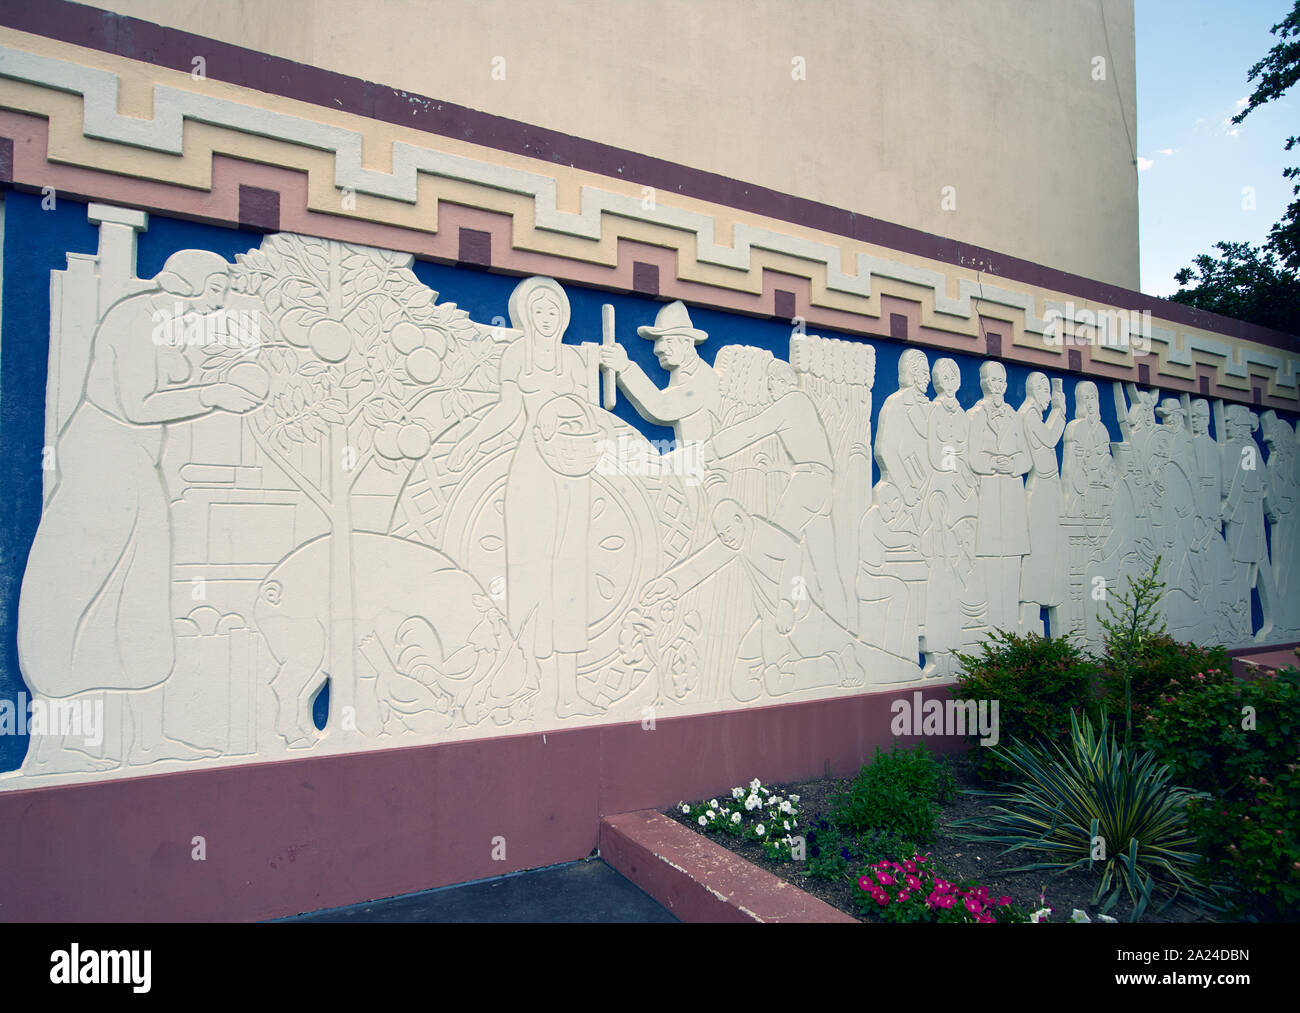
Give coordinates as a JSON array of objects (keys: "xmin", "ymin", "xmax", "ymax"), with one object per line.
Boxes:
[
  {"xmin": 698, "ymin": 815, "xmax": 707, "ymax": 826},
  {"xmin": 709, "ymin": 799, "xmax": 719, "ymax": 809},
  {"xmin": 1030, "ymin": 908, "xmax": 1052, "ymax": 923},
  {"xmin": 731, "ymin": 812, "xmax": 741, "ymax": 824},
  {"xmin": 789, "ymin": 794, "xmax": 800, "ymax": 803},
  {"xmin": 1096, "ymin": 914, "xmax": 1118, "ymax": 924},
  {"xmin": 732, "ymin": 787, "xmax": 744, "ymax": 799},
  {"xmin": 1069, "ymin": 909, "xmax": 1091, "ymax": 923},
  {"xmin": 680, "ymin": 803, "xmax": 691, "ymax": 814},
  {"xmin": 750, "ymin": 778, "xmax": 762, "ymax": 791},
  {"xmin": 745, "ymin": 795, "xmax": 761, "ymax": 811},
  {"xmin": 783, "ymin": 820, "xmax": 790, "ymax": 830},
  {"xmin": 780, "ymin": 801, "xmax": 793, "ymax": 814},
  {"xmin": 755, "ymin": 824, "xmax": 765, "ymax": 836}
]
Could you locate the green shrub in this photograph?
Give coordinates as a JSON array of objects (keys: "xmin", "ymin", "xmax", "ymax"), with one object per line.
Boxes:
[
  {"xmin": 1098, "ymin": 634, "xmax": 1231, "ymax": 740},
  {"xmin": 954, "ymin": 709, "xmax": 1217, "ymax": 921},
  {"xmin": 953, "ymin": 630, "xmax": 1097, "ymax": 783},
  {"xmin": 1095, "ymin": 557, "xmax": 1167, "ymax": 743},
  {"xmin": 799, "ymin": 819, "xmax": 916, "ymax": 882},
  {"xmin": 1141, "ymin": 665, "xmax": 1252, "ymax": 793},
  {"xmin": 1145, "ymin": 665, "xmax": 1300, "ymax": 920},
  {"xmin": 829, "ymin": 742, "xmax": 955, "ymax": 842}
]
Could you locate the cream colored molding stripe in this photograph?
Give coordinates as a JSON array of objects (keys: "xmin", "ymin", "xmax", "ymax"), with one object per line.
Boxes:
[
  {"xmin": 0, "ymin": 40, "xmax": 1295, "ymax": 400},
  {"xmin": 0, "ymin": 45, "xmax": 1044, "ymax": 325}
]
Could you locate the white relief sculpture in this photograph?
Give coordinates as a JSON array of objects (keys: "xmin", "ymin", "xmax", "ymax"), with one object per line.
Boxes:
[
  {"xmin": 1110, "ymin": 382, "xmax": 1161, "ymax": 593},
  {"xmin": 1222, "ymin": 404, "xmax": 1278, "ymax": 644},
  {"xmin": 643, "ymin": 499, "xmax": 920, "ymax": 701},
  {"xmin": 968, "ymin": 361, "xmax": 1030, "ymax": 634},
  {"xmin": 689, "ymin": 342, "xmax": 778, "ymax": 702},
  {"xmin": 447, "ymin": 278, "xmax": 609, "ymax": 718},
  {"xmin": 1262, "ymin": 411, "xmax": 1300, "ymax": 636},
  {"xmin": 1150, "ymin": 398, "xmax": 1203, "ymax": 639},
  {"xmin": 1191, "ymin": 399, "xmax": 1223, "ymax": 528},
  {"xmin": 927, "ymin": 358, "xmax": 977, "ymax": 525},
  {"xmin": 1017, "ymin": 372, "xmax": 1067, "ymax": 636},
  {"xmin": 917, "ymin": 358, "xmax": 980, "ymax": 675},
  {"xmin": 1060, "ymin": 381, "xmax": 1114, "ymax": 647},
  {"xmin": 232, "ymin": 236, "xmax": 491, "ymax": 741},
  {"xmin": 598, "ymin": 301, "xmax": 722, "ymax": 444},
  {"xmin": 255, "ymin": 533, "xmax": 530, "ymax": 745},
  {"xmin": 875, "ymin": 348, "xmax": 932, "ymax": 528},
  {"xmin": 702, "ymin": 359, "xmax": 848, "ymax": 627},
  {"xmin": 858, "ymin": 482, "xmax": 923, "ymax": 663},
  {"xmin": 791, "ymin": 334, "xmax": 875, "ymax": 634},
  {"xmin": 8, "ymin": 201, "xmax": 1300, "ymax": 791},
  {"xmin": 920, "ymin": 493, "xmax": 984, "ymax": 679},
  {"xmin": 17, "ymin": 249, "xmax": 264, "ymax": 774}
]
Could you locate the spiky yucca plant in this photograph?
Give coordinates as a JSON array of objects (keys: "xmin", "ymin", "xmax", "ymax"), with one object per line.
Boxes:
[{"xmin": 953, "ymin": 709, "xmax": 1219, "ymax": 921}]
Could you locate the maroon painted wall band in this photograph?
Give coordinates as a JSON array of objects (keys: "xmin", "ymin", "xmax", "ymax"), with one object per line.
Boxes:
[
  {"xmin": 0, "ymin": 685, "xmax": 960, "ymax": 921},
  {"xmin": 1, "ymin": 0, "xmax": 1294, "ymax": 348}
]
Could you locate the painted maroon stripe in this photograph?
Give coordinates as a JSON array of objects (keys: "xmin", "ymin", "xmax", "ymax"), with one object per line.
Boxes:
[
  {"xmin": 773, "ymin": 289, "xmax": 795, "ymax": 321},
  {"xmin": 631, "ymin": 261, "xmax": 659, "ymax": 297},
  {"xmin": 0, "ymin": 684, "xmax": 960, "ymax": 921},
  {"xmin": 3, "ymin": 0, "xmax": 1295, "ymax": 348},
  {"xmin": 457, "ymin": 227, "xmax": 492, "ymax": 268},
  {"xmin": 237, "ymin": 184, "xmax": 279, "ymax": 232}
]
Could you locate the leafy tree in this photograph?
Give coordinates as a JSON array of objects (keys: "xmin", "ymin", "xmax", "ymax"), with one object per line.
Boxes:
[
  {"xmin": 1171, "ymin": 241, "xmax": 1300, "ymax": 332},
  {"xmin": 1234, "ymin": 0, "xmax": 1300, "ymax": 272},
  {"xmin": 1169, "ymin": 3, "xmax": 1300, "ymax": 333}
]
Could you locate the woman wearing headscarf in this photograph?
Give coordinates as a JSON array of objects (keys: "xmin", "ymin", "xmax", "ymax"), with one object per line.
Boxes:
[
  {"xmin": 18, "ymin": 250, "xmax": 263, "ymax": 770},
  {"xmin": 447, "ymin": 276, "xmax": 604, "ymax": 717}
]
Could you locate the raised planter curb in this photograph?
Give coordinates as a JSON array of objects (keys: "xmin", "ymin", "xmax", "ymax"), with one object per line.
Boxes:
[{"xmin": 600, "ymin": 809, "xmax": 856, "ymax": 923}]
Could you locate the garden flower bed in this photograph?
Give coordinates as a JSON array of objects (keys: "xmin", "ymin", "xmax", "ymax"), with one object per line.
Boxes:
[
  {"xmin": 663, "ymin": 756, "xmax": 1219, "ymax": 923},
  {"xmin": 663, "ymin": 565, "xmax": 1298, "ymax": 923}
]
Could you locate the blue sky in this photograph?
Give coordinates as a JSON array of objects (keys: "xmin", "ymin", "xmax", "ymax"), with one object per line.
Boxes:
[{"xmin": 1137, "ymin": 0, "xmax": 1299, "ymax": 295}]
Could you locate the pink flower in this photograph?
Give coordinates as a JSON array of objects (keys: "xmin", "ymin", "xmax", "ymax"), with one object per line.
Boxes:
[
  {"xmin": 873, "ymin": 890, "xmax": 890, "ymax": 906},
  {"xmin": 996, "ymin": 896, "xmax": 1012, "ymax": 906},
  {"xmin": 934, "ymin": 879, "xmax": 952, "ymax": 892},
  {"xmin": 933, "ymin": 894, "xmax": 955, "ymax": 909},
  {"xmin": 857, "ymin": 876, "xmax": 872, "ymax": 892},
  {"xmin": 965, "ymin": 896, "xmax": 984, "ymax": 915},
  {"xmin": 906, "ymin": 875, "xmax": 921, "ymax": 890},
  {"xmin": 897, "ymin": 890, "xmax": 910, "ymax": 902},
  {"xmin": 876, "ymin": 870, "xmax": 895, "ymax": 886}
]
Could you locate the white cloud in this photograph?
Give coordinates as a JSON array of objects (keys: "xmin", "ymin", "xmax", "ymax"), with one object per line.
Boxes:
[
  {"xmin": 1158, "ymin": 147, "xmax": 1176, "ymax": 156},
  {"xmin": 1137, "ymin": 156, "xmax": 1155, "ymax": 171},
  {"xmin": 1236, "ymin": 96, "xmax": 1249, "ymax": 108}
]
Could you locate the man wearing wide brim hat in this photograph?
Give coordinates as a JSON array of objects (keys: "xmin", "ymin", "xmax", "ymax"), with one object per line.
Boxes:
[
  {"xmin": 600, "ymin": 300, "xmax": 721, "ymax": 445},
  {"xmin": 1155, "ymin": 397, "xmax": 1188, "ymax": 428}
]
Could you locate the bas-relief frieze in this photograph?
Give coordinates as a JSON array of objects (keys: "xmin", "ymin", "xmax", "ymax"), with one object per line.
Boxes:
[{"xmin": 6, "ymin": 207, "xmax": 1297, "ymax": 785}]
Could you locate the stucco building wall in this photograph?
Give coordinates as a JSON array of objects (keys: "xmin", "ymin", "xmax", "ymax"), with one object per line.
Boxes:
[{"xmin": 90, "ymin": 0, "xmax": 1141, "ymax": 289}]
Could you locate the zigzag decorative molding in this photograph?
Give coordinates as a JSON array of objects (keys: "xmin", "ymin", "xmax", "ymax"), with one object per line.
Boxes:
[{"xmin": 0, "ymin": 43, "xmax": 1295, "ymax": 395}]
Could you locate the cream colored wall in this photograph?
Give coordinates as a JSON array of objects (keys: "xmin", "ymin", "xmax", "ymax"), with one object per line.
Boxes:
[{"xmin": 86, "ymin": 0, "xmax": 1139, "ymax": 289}]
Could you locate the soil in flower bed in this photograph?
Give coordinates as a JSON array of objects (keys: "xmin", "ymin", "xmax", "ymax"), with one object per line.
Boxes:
[{"xmin": 664, "ymin": 754, "xmax": 1220, "ymax": 923}]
